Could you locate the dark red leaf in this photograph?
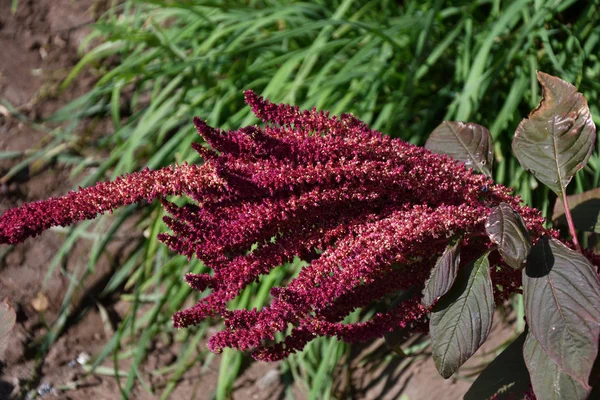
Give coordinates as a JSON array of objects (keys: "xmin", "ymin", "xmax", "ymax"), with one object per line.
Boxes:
[
  {"xmin": 485, "ymin": 203, "xmax": 531, "ymax": 270},
  {"xmin": 465, "ymin": 330, "xmax": 530, "ymax": 400},
  {"xmin": 523, "ymin": 236, "xmax": 600, "ymax": 387},
  {"xmin": 523, "ymin": 331, "xmax": 590, "ymax": 400},
  {"xmin": 512, "ymin": 72, "xmax": 596, "ymax": 195},
  {"xmin": 430, "ymin": 253, "xmax": 494, "ymax": 378},
  {"xmin": 422, "ymin": 241, "xmax": 461, "ymax": 308},
  {"xmin": 425, "ymin": 121, "xmax": 494, "ymax": 177}
]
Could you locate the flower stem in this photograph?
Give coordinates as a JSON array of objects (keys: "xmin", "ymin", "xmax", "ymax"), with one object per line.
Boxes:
[{"xmin": 561, "ymin": 186, "xmax": 581, "ymax": 252}]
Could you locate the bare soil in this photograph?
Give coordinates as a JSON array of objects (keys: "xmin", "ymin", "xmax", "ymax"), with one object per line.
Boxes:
[
  {"xmin": 0, "ymin": 1, "xmax": 118, "ymax": 398},
  {"xmin": 0, "ymin": 1, "xmax": 518, "ymax": 399}
]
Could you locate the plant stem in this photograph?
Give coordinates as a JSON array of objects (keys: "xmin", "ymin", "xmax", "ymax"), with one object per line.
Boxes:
[{"xmin": 561, "ymin": 186, "xmax": 581, "ymax": 252}]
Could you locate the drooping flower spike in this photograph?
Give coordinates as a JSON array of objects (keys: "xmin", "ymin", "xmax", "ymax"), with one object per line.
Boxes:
[{"xmin": 0, "ymin": 91, "xmax": 549, "ymax": 361}]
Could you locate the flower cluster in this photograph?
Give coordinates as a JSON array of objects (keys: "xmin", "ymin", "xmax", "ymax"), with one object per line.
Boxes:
[{"xmin": 0, "ymin": 91, "xmax": 548, "ymax": 361}]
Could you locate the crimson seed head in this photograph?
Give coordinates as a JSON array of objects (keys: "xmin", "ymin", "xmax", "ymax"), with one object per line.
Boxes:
[{"xmin": 0, "ymin": 91, "xmax": 548, "ymax": 360}]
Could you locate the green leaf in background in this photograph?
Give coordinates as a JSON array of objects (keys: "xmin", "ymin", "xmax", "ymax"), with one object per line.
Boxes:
[
  {"xmin": 523, "ymin": 331, "xmax": 590, "ymax": 400},
  {"xmin": 522, "ymin": 236, "xmax": 600, "ymax": 388},
  {"xmin": 552, "ymin": 187, "xmax": 600, "ymax": 234},
  {"xmin": 422, "ymin": 241, "xmax": 461, "ymax": 308},
  {"xmin": 485, "ymin": 202, "xmax": 531, "ymax": 270},
  {"xmin": 464, "ymin": 330, "xmax": 530, "ymax": 400},
  {"xmin": 424, "ymin": 121, "xmax": 494, "ymax": 177},
  {"xmin": 430, "ymin": 253, "xmax": 494, "ymax": 379},
  {"xmin": 512, "ymin": 72, "xmax": 596, "ymax": 195},
  {"xmin": 0, "ymin": 298, "xmax": 16, "ymax": 358}
]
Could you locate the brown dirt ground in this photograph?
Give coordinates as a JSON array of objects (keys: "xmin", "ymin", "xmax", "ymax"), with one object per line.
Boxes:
[{"xmin": 0, "ymin": 1, "xmax": 520, "ymax": 399}]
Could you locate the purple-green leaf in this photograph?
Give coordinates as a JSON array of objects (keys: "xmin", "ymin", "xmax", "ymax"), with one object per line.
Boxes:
[
  {"xmin": 425, "ymin": 121, "xmax": 494, "ymax": 177},
  {"xmin": 523, "ymin": 331, "xmax": 590, "ymax": 400},
  {"xmin": 422, "ymin": 241, "xmax": 461, "ymax": 308},
  {"xmin": 522, "ymin": 236, "xmax": 600, "ymax": 387},
  {"xmin": 464, "ymin": 330, "xmax": 530, "ymax": 400},
  {"xmin": 430, "ymin": 253, "xmax": 494, "ymax": 378},
  {"xmin": 485, "ymin": 203, "xmax": 531, "ymax": 270},
  {"xmin": 0, "ymin": 299, "xmax": 16, "ymax": 358},
  {"xmin": 512, "ymin": 72, "xmax": 596, "ymax": 195}
]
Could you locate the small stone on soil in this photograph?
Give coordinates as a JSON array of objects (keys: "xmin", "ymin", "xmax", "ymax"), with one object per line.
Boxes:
[
  {"xmin": 36, "ymin": 382, "xmax": 57, "ymax": 397},
  {"xmin": 255, "ymin": 368, "xmax": 280, "ymax": 390},
  {"xmin": 76, "ymin": 352, "xmax": 90, "ymax": 366}
]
